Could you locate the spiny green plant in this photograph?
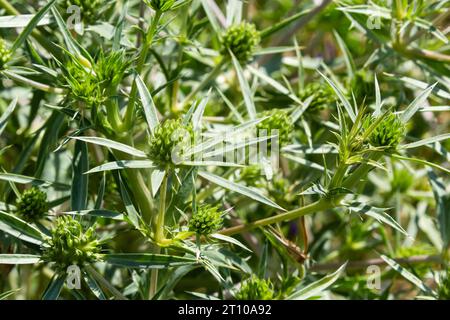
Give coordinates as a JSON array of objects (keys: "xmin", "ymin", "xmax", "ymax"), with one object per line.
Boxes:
[
  {"xmin": 0, "ymin": 0, "xmax": 448, "ymax": 302},
  {"xmin": 41, "ymin": 216, "xmax": 101, "ymax": 270}
]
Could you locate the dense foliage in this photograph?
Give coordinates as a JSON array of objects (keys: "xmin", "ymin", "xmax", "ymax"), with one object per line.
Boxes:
[{"xmin": 0, "ymin": 0, "xmax": 449, "ymax": 300}]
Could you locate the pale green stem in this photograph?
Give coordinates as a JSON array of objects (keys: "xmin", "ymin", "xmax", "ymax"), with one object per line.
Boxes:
[
  {"xmin": 155, "ymin": 171, "xmax": 168, "ymax": 243},
  {"xmin": 220, "ymin": 199, "xmax": 332, "ymax": 236},
  {"xmin": 122, "ymin": 10, "xmax": 162, "ymax": 131}
]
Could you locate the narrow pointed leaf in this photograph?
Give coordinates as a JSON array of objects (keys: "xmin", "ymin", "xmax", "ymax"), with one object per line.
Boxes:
[{"xmin": 198, "ymin": 171, "xmax": 285, "ymax": 211}]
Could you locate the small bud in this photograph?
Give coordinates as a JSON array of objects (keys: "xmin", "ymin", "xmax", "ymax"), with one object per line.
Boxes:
[
  {"xmin": 0, "ymin": 38, "xmax": 12, "ymax": 70},
  {"xmin": 220, "ymin": 22, "xmax": 261, "ymax": 63},
  {"xmin": 364, "ymin": 112, "xmax": 405, "ymax": 150},
  {"xmin": 299, "ymin": 82, "xmax": 335, "ymax": 111},
  {"xmin": 146, "ymin": 0, "xmax": 175, "ymax": 12},
  {"xmin": 148, "ymin": 119, "xmax": 193, "ymax": 167},
  {"xmin": 257, "ymin": 109, "xmax": 293, "ymax": 147},
  {"xmin": 42, "ymin": 216, "xmax": 101, "ymax": 270},
  {"xmin": 188, "ymin": 204, "xmax": 223, "ymax": 236},
  {"xmin": 235, "ymin": 276, "xmax": 274, "ymax": 300},
  {"xmin": 15, "ymin": 187, "xmax": 48, "ymax": 222}
]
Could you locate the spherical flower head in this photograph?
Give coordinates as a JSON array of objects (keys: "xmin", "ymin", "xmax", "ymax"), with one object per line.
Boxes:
[
  {"xmin": 220, "ymin": 22, "xmax": 261, "ymax": 63},
  {"xmin": 257, "ymin": 109, "xmax": 293, "ymax": 147},
  {"xmin": 0, "ymin": 38, "xmax": 12, "ymax": 70},
  {"xmin": 148, "ymin": 119, "xmax": 193, "ymax": 167},
  {"xmin": 42, "ymin": 216, "xmax": 101, "ymax": 271},
  {"xmin": 61, "ymin": 0, "xmax": 105, "ymax": 24},
  {"xmin": 15, "ymin": 187, "xmax": 48, "ymax": 222},
  {"xmin": 188, "ymin": 205, "xmax": 223, "ymax": 235},
  {"xmin": 299, "ymin": 82, "xmax": 335, "ymax": 111},
  {"xmin": 236, "ymin": 276, "xmax": 274, "ymax": 300},
  {"xmin": 146, "ymin": 0, "xmax": 175, "ymax": 11},
  {"xmin": 364, "ymin": 113, "xmax": 405, "ymax": 150}
]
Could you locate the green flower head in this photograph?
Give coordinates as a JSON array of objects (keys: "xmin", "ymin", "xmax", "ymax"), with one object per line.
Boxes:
[
  {"xmin": 220, "ymin": 22, "xmax": 261, "ymax": 63},
  {"xmin": 61, "ymin": 0, "xmax": 106, "ymax": 24},
  {"xmin": 42, "ymin": 216, "xmax": 101, "ymax": 270},
  {"xmin": 188, "ymin": 204, "xmax": 223, "ymax": 235},
  {"xmin": 0, "ymin": 38, "xmax": 11, "ymax": 70},
  {"xmin": 236, "ymin": 276, "xmax": 274, "ymax": 300},
  {"xmin": 96, "ymin": 50, "xmax": 131, "ymax": 89},
  {"xmin": 16, "ymin": 187, "xmax": 48, "ymax": 222},
  {"xmin": 257, "ymin": 109, "xmax": 294, "ymax": 147},
  {"xmin": 146, "ymin": 0, "xmax": 175, "ymax": 11},
  {"xmin": 64, "ymin": 58, "xmax": 103, "ymax": 107},
  {"xmin": 364, "ymin": 113, "xmax": 405, "ymax": 150},
  {"xmin": 148, "ymin": 119, "xmax": 194, "ymax": 167},
  {"xmin": 299, "ymin": 82, "xmax": 335, "ymax": 111}
]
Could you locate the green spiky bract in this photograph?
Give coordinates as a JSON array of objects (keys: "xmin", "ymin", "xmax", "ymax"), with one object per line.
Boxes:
[
  {"xmin": 220, "ymin": 22, "xmax": 261, "ymax": 63},
  {"xmin": 188, "ymin": 205, "xmax": 223, "ymax": 235},
  {"xmin": 235, "ymin": 276, "xmax": 274, "ymax": 300},
  {"xmin": 148, "ymin": 119, "xmax": 194, "ymax": 167},
  {"xmin": 41, "ymin": 216, "xmax": 101, "ymax": 271},
  {"xmin": 15, "ymin": 187, "xmax": 48, "ymax": 222}
]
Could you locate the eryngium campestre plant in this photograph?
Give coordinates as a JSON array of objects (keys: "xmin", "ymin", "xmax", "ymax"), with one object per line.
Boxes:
[
  {"xmin": 188, "ymin": 205, "xmax": 223, "ymax": 235},
  {"xmin": 1, "ymin": 0, "xmax": 449, "ymax": 302},
  {"xmin": 363, "ymin": 113, "xmax": 406, "ymax": 150},
  {"xmin": 41, "ymin": 216, "xmax": 101, "ymax": 270},
  {"xmin": 235, "ymin": 276, "xmax": 274, "ymax": 300},
  {"xmin": 148, "ymin": 119, "xmax": 193, "ymax": 167},
  {"xmin": 220, "ymin": 22, "xmax": 260, "ymax": 63},
  {"xmin": 0, "ymin": 38, "xmax": 11, "ymax": 70},
  {"xmin": 15, "ymin": 187, "xmax": 48, "ymax": 222}
]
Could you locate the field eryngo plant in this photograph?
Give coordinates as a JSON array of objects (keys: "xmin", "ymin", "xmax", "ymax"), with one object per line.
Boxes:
[{"xmin": 0, "ymin": 0, "xmax": 449, "ymax": 301}]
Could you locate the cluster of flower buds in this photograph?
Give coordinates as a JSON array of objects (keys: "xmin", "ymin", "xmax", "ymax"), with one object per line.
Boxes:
[
  {"xmin": 188, "ymin": 204, "xmax": 223, "ymax": 235},
  {"xmin": 0, "ymin": 38, "xmax": 11, "ymax": 70},
  {"xmin": 15, "ymin": 187, "xmax": 48, "ymax": 222},
  {"xmin": 220, "ymin": 22, "xmax": 261, "ymax": 63},
  {"xmin": 235, "ymin": 276, "xmax": 274, "ymax": 300},
  {"xmin": 41, "ymin": 216, "xmax": 101, "ymax": 270},
  {"xmin": 257, "ymin": 109, "xmax": 294, "ymax": 147},
  {"xmin": 148, "ymin": 119, "xmax": 193, "ymax": 167},
  {"xmin": 364, "ymin": 112, "xmax": 405, "ymax": 150}
]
